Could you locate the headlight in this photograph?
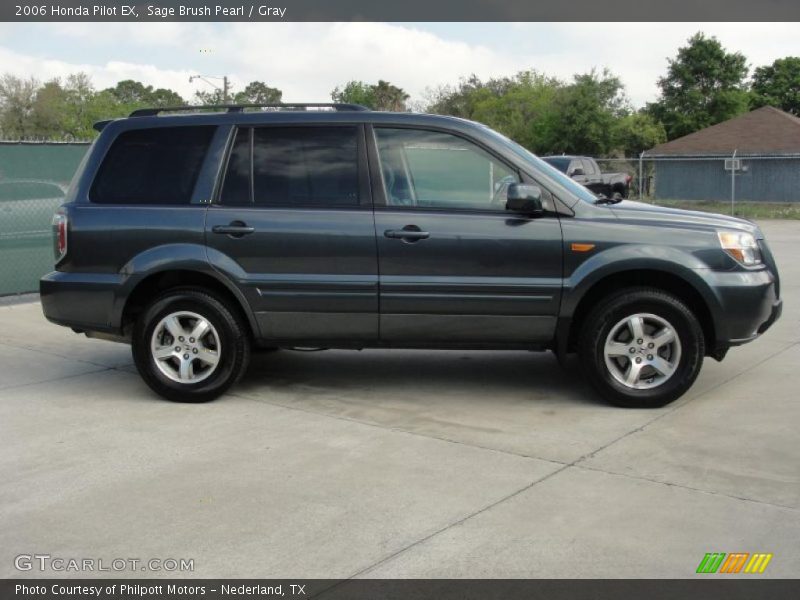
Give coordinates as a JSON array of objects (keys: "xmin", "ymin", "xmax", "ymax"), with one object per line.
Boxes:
[{"xmin": 717, "ymin": 231, "xmax": 762, "ymax": 266}]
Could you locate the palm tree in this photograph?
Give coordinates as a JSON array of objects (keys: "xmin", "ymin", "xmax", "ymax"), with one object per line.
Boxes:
[{"xmin": 372, "ymin": 80, "xmax": 410, "ymax": 112}]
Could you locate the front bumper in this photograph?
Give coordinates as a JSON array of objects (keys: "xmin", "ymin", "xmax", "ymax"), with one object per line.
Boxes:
[
  {"xmin": 757, "ymin": 298, "xmax": 782, "ymax": 336},
  {"xmin": 705, "ymin": 266, "xmax": 781, "ymax": 347}
]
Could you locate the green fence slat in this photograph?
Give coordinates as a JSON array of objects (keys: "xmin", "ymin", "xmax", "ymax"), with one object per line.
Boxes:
[{"xmin": 0, "ymin": 142, "xmax": 90, "ymax": 295}]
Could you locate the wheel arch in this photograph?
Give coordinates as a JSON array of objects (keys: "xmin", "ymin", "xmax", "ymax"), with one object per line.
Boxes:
[
  {"xmin": 559, "ymin": 268, "xmax": 719, "ymax": 358},
  {"xmin": 119, "ymin": 269, "xmax": 258, "ymax": 341}
]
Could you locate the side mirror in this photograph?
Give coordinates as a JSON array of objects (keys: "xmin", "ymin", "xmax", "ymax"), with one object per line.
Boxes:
[
  {"xmin": 570, "ymin": 167, "xmax": 585, "ymax": 177},
  {"xmin": 506, "ymin": 183, "xmax": 544, "ymax": 215}
]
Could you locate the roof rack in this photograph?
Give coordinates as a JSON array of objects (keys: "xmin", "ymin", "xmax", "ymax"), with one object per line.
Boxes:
[{"xmin": 128, "ymin": 103, "xmax": 370, "ymax": 117}]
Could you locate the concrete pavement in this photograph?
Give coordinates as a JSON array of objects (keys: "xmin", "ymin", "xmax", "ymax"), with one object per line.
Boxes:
[{"xmin": 1, "ymin": 220, "xmax": 798, "ymax": 578}]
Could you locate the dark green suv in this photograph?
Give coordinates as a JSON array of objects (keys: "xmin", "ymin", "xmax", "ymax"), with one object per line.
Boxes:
[{"xmin": 40, "ymin": 104, "xmax": 782, "ymax": 407}]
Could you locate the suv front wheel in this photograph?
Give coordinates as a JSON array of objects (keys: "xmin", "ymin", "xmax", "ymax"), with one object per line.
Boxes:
[
  {"xmin": 579, "ymin": 287, "xmax": 704, "ymax": 408},
  {"xmin": 132, "ymin": 288, "xmax": 250, "ymax": 402}
]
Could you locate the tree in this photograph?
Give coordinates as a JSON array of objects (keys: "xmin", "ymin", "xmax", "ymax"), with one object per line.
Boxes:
[
  {"xmin": 193, "ymin": 88, "xmax": 226, "ymax": 105},
  {"xmin": 751, "ymin": 57, "xmax": 800, "ymax": 115},
  {"xmin": 233, "ymin": 81, "xmax": 282, "ymax": 105},
  {"xmin": 549, "ymin": 69, "xmax": 630, "ymax": 156},
  {"xmin": 424, "ymin": 69, "xmax": 634, "ymax": 155},
  {"xmin": 331, "ymin": 81, "xmax": 377, "ymax": 108},
  {"xmin": 425, "ymin": 74, "xmax": 513, "ymax": 119},
  {"xmin": 30, "ymin": 79, "xmax": 69, "ymax": 138},
  {"xmin": 105, "ymin": 79, "xmax": 151, "ymax": 104},
  {"xmin": 0, "ymin": 74, "xmax": 38, "ymax": 138},
  {"xmin": 331, "ymin": 80, "xmax": 409, "ymax": 111},
  {"xmin": 461, "ymin": 72, "xmax": 561, "ymax": 154},
  {"xmin": 612, "ymin": 112, "xmax": 667, "ymax": 156},
  {"xmin": 104, "ymin": 79, "xmax": 184, "ymax": 107},
  {"xmin": 372, "ymin": 80, "xmax": 410, "ymax": 111},
  {"xmin": 648, "ymin": 32, "xmax": 750, "ymax": 139}
]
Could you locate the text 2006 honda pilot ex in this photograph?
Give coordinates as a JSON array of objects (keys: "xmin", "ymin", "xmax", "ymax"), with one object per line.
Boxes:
[{"xmin": 40, "ymin": 104, "xmax": 782, "ymax": 407}]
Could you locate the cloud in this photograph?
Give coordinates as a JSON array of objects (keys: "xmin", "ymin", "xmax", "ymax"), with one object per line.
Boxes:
[
  {"xmin": 0, "ymin": 22, "xmax": 528, "ymax": 103},
  {"xmin": 215, "ymin": 22, "xmax": 524, "ymax": 101},
  {"xmin": 0, "ymin": 22, "xmax": 798, "ymax": 108},
  {"xmin": 0, "ymin": 45, "xmax": 198, "ymax": 97}
]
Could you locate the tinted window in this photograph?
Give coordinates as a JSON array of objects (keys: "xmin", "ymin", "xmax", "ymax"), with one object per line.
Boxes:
[
  {"xmin": 375, "ymin": 128, "xmax": 518, "ymax": 211},
  {"xmin": 250, "ymin": 126, "xmax": 359, "ymax": 207},
  {"xmin": 542, "ymin": 157, "xmax": 570, "ymax": 173},
  {"xmin": 91, "ymin": 126, "xmax": 214, "ymax": 204},
  {"xmin": 220, "ymin": 128, "xmax": 251, "ymax": 206}
]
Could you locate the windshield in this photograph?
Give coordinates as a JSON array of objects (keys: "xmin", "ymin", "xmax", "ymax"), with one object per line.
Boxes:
[{"xmin": 478, "ymin": 126, "xmax": 599, "ymax": 204}]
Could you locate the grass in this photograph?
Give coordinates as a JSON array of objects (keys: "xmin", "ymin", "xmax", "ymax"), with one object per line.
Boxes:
[{"xmin": 637, "ymin": 199, "xmax": 800, "ymax": 220}]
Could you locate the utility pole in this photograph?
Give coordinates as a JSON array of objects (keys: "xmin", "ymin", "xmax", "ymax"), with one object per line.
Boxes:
[{"xmin": 189, "ymin": 74, "xmax": 231, "ymax": 103}]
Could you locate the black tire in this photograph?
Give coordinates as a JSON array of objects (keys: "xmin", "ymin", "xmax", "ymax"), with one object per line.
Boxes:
[
  {"xmin": 578, "ymin": 287, "xmax": 704, "ymax": 408},
  {"xmin": 132, "ymin": 287, "xmax": 251, "ymax": 402}
]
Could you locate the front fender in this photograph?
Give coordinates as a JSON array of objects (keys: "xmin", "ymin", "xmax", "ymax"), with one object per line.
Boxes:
[{"xmin": 558, "ymin": 244, "xmax": 726, "ymax": 349}]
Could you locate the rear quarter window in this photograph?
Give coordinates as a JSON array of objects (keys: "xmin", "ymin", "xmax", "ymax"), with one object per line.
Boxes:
[{"xmin": 90, "ymin": 126, "xmax": 215, "ymax": 205}]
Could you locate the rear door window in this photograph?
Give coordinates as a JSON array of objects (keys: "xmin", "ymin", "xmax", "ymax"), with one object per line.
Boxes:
[
  {"xmin": 91, "ymin": 126, "xmax": 215, "ymax": 205},
  {"xmin": 218, "ymin": 126, "xmax": 361, "ymax": 208},
  {"xmin": 254, "ymin": 126, "xmax": 359, "ymax": 207}
]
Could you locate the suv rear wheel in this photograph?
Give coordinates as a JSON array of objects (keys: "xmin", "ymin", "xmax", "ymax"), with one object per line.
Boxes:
[
  {"xmin": 132, "ymin": 288, "xmax": 250, "ymax": 402},
  {"xmin": 578, "ymin": 287, "xmax": 704, "ymax": 408}
]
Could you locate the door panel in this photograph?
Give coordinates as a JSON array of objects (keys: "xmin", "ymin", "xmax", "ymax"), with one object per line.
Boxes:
[
  {"xmin": 375, "ymin": 210, "xmax": 562, "ymax": 343},
  {"xmin": 206, "ymin": 207, "xmax": 378, "ymax": 340},
  {"xmin": 205, "ymin": 125, "xmax": 378, "ymax": 342},
  {"xmin": 370, "ymin": 126, "xmax": 563, "ymax": 345}
]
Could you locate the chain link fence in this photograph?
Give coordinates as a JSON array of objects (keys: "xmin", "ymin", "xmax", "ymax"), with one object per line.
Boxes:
[{"xmin": 0, "ymin": 141, "xmax": 90, "ymax": 295}]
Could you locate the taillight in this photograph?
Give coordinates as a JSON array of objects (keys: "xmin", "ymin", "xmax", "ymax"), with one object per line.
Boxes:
[{"xmin": 52, "ymin": 209, "xmax": 68, "ymax": 263}]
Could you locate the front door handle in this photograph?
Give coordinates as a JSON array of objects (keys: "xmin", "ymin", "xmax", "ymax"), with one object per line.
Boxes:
[
  {"xmin": 384, "ymin": 226, "xmax": 430, "ymax": 242},
  {"xmin": 212, "ymin": 221, "xmax": 255, "ymax": 237}
]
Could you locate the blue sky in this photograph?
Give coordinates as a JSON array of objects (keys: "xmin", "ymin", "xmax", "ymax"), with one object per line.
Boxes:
[{"xmin": 0, "ymin": 22, "xmax": 796, "ymax": 107}]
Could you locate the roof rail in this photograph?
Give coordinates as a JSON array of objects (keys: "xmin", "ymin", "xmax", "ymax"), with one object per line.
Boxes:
[{"xmin": 128, "ymin": 103, "xmax": 370, "ymax": 117}]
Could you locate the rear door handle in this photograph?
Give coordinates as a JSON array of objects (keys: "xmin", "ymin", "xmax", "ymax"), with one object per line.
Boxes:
[
  {"xmin": 384, "ymin": 228, "xmax": 430, "ymax": 241},
  {"xmin": 212, "ymin": 222, "xmax": 255, "ymax": 237}
]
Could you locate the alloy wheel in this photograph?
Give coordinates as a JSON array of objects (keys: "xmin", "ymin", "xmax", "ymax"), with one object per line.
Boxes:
[
  {"xmin": 150, "ymin": 311, "xmax": 221, "ymax": 384},
  {"xmin": 603, "ymin": 312, "xmax": 682, "ymax": 390}
]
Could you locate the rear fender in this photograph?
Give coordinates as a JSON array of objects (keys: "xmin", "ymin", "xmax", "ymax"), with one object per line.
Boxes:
[{"xmin": 109, "ymin": 243, "xmax": 258, "ymax": 335}]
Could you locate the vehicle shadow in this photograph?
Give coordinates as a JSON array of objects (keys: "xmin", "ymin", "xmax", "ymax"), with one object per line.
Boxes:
[{"xmin": 236, "ymin": 348, "xmax": 599, "ymax": 409}]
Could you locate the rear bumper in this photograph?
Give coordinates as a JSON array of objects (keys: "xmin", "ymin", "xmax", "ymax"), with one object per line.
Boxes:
[{"xmin": 40, "ymin": 271, "xmax": 123, "ymax": 334}]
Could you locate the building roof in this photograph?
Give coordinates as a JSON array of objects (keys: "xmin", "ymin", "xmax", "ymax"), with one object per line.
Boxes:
[{"xmin": 646, "ymin": 106, "xmax": 800, "ymax": 156}]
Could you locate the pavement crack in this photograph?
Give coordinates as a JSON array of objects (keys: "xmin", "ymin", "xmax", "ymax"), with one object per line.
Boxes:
[
  {"xmin": 0, "ymin": 366, "xmax": 112, "ymax": 392},
  {"xmin": 0, "ymin": 339, "xmax": 132, "ymax": 371},
  {"xmin": 574, "ymin": 463, "xmax": 800, "ymax": 513},
  {"xmin": 575, "ymin": 341, "xmax": 798, "ymax": 465},
  {"xmin": 227, "ymin": 390, "xmax": 568, "ymax": 467},
  {"xmin": 316, "ymin": 341, "xmax": 800, "ymax": 582},
  {"xmin": 340, "ymin": 462, "xmax": 573, "ymax": 582}
]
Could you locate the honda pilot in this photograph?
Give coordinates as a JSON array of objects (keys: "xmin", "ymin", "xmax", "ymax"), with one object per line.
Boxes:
[{"xmin": 40, "ymin": 103, "xmax": 782, "ymax": 407}]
